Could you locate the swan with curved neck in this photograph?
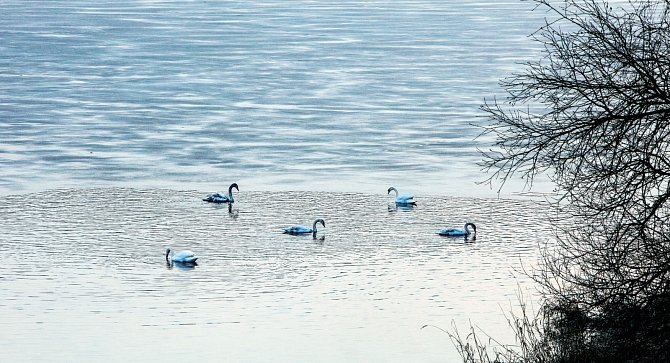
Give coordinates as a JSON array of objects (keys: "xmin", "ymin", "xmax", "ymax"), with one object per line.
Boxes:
[
  {"xmin": 165, "ymin": 248, "xmax": 198, "ymax": 263},
  {"xmin": 283, "ymin": 219, "xmax": 326, "ymax": 235},
  {"xmin": 203, "ymin": 183, "xmax": 239, "ymax": 203},
  {"xmin": 437, "ymin": 223, "xmax": 477, "ymax": 237},
  {"xmin": 387, "ymin": 186, "xmax": 416, "ymax": 205}
]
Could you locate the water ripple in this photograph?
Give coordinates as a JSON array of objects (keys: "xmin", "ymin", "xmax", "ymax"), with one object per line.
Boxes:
[
  {"xmin": 0, "ymin": 0, "xmax": 551, "ymax": 197},
  {"xmin": 0, "ymin": 187, "xmax": 553, "ymax": 362}
]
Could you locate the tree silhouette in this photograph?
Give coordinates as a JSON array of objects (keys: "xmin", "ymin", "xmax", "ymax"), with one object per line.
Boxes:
[{"xmin": 475, "ymin": 0, "xmax": 670, "ymax": 361}]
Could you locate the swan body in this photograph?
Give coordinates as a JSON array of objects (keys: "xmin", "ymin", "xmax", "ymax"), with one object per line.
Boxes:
[
  {"xmin": 387, "ymin": 187, "xmax": 416, "ymax": 205},
  {"xmin": 283, "ymin": 219, "xmax": 326, "ymax": 235},
  {"xmin": 203, "ymin": 183, "xmax": 239, "ymax": 203},
  {"xmin": 438, "ymin": 223, "xmax": 477, "ymax": 237},
  {"xmin": 166, "ymin": 248, "xmax": 198, "ymax": 263}
]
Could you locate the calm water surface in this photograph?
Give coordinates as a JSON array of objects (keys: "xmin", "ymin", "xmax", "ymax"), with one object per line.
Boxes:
[
  {"xmin": 0, "ymin": 189, "xmax": 553, "ymax": 362},
  {"xmin": 0, "ymin": 0, "xmax": 550, "ymax": 197}
]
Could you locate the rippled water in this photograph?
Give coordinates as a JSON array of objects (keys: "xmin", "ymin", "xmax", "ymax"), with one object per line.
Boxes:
[
  {"xmin": 0, "ymin": 0, "xmax": 550, "ymax": 197},
  {"xmin": 0, "ymin": 188, "xmax": 552, "ymax": 362},
  {"xmin": 1, "ymin": 1, "xmax": 561, "ymax": 361}
]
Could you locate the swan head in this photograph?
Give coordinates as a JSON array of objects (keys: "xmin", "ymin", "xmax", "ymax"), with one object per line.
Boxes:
[
  {"xmin": 465, "ymin": 223, "xmax": 477, "ymax": 235},
  {"xmin": 387, "ymin": 187, "xmax": 398, "ymax": 196},
  {"xmin": 313, "ymin": 218, "xmax": 326, "ymax": 231},
  {"xmin": 165, "ymin": 248, "xmax": 171, "ymax": 261}
]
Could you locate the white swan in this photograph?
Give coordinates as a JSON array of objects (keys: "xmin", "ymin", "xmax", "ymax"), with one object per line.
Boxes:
[
  {"xmin": 387, "ymin": 186, "xmax": 416, "ymax": 205},
  {"xmin": 166, "ymin": 248, "xmax": 198, "ymax": 263},
  {"xmin": 437, "ymin": 223, "xmax": 477, "ymax": 237},
  {"xmin": 283, "ymin": 219, "xmax": 326, "ymax": 235},
  {"xmin": 203, "ymin": 183, "xmax": 239, "ymax": 203}
]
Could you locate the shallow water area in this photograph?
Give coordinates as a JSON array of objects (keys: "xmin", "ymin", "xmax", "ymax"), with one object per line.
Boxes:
[{"xmin": 0, "ymin": 188, "xmax": 552, "ymax": 362}]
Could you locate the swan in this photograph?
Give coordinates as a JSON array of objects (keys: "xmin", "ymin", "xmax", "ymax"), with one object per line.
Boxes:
[
  {"xmin": 387, "ymin": 186, "xmax": 416, "ymax": 205},
  {"xmin": 437, "ymin": 223, "xmax": 477, "ymax": 237},
  {"xmin": 166, "ymin": 248, "xmax": 198, "ymax": 263},
  {"xmin": 203, "ymin": 183, "xmax": 239, "ymax": 203},
  {"xmin": 283, "ymin": 219, "xmax": 326, "ymax": 235}
]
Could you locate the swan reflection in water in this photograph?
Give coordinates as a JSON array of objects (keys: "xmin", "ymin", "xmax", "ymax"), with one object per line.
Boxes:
[
  {"xmin": 313, "ymin": 232, "xmax": 326, "ymax": 242},
  {"xmin": 207, "ymin": 200, "xmax": 240, "ymax": 218},
  {"xmin": 228, "ymin": 203, "xmax": 239, "ymax": 219},
  {"xmin": 388, "ymin": 202, "xmax": 415, "ymax": 212},
  {"xmin": 166, "ymin": 260, "xmax": 198, "ymax": 269}
]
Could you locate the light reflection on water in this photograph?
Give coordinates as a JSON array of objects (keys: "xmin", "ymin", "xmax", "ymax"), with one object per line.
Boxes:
[
  {"xmin": 0, "ymin": 188, "xmax": 552, "ymax": 362},
  {"xmin": 0, "ymin": 0, "xmax": 550, "ymax": 197},
  {"xmin": 0, "ymin": 0, "xmax": 562, "ymax": 360}
]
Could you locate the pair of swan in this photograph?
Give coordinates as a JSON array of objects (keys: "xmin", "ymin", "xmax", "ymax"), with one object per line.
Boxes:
[
  {"xmin": 389, "ymin": 187, "xmax": 476, "ymax": 238},
  {"xmin": 203, "ymin": 183, "xmax": 239, "ymax": 203},
  {"xmin": 282, "ymin": 219, "xmax": 476, "ymax": 239},
  {"xmin": 283, "ymin": 216, "xmax": 474, "ymax": 240},
  {"xmin": 172, "ymin": 182, "xmax": 235, "ymax": 266},
  {"xmin": 206, "ymin": 184, "xmax": 414, "ymax": 206}
]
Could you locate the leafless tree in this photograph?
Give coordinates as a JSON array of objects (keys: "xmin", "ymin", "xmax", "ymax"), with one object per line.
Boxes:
[{"xmin": 476, "ymin": 0, "xmax": 670, "ymax": 361}]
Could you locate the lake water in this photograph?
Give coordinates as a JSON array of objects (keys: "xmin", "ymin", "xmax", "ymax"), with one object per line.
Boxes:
[
  {"xmin": 1, "ymin": 0, "xmax": 559, "ymax": 362},
  {"xmin": 0, "ymin": 189, "xmax": 552, "ymax": 362},
  {"xmin": 0, "ymin": 0, "xmax": 551, "ymax": 198}
]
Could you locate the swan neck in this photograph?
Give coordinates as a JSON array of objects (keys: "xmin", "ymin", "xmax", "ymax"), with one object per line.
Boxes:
[
  {"xmin": 464, "ymin": 223, "xmax": 476, "ymax": 235},
  {"xmin": 312, "ymin": 219, "xmax": 325, "ymax": 232},
  {"xmin": 227, "ymin": 185, "xmax": 235, "ymax": 201}
]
